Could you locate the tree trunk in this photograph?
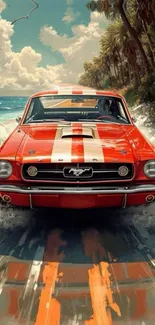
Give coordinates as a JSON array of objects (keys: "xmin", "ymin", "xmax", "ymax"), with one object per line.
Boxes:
[
  {"xmin": 116, "ymin": 49, "xmax": 125, "ymax": 84},
  {"xmin": 118, "ymin": 0, "xmax": 151, "ymax": 74},
  {"xmin": 151, "ymin": 0, "xmax": 155, "ymax": 20},
  {"xmin": 105, "ymin": 63, "xmax": 112, "ymax": 83},
  {"xmin": 145, "ymin": 42, "xmax": 154, "ymax": 68},
  {"xmin": 143, "ymin": 20, "xmax": 155, "ymax": 67},
  {"xmin": 127, "ymin": 62, "xmax": 132, "ymax": 84},
  {"xmin": 127, "ymin": 55, "xmax": 141, "ymax": 86},
  {"xmin": 113, "ymin": 62, "xmax": 118, "ymax": 78}
]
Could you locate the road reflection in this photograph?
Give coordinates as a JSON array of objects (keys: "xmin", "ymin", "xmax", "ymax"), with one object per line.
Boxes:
[{"xmin": 0, "ymin": 206, "xmax": 155, "ymax": 324}]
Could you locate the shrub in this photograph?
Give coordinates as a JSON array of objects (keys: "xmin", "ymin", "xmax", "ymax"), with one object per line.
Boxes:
[{"xmin": 138, "ymin": 73, "xmax": 155, "ymax": 103}]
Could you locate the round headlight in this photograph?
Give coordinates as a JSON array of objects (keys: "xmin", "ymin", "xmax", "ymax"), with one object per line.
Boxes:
[
  {"xmin": 27, "ymin": 166, "xmax": 38, "ymax": 177},
  {"xmin": 0, "ymin": 161, "xmax": 12, "ymax": 179},
  {"xmin": 144, "ymin": 160, "xmax": 155, "ymax": 178},
  {"xmin": 118, "ymin": 165, "xmax": 129, "ymax": 177}
]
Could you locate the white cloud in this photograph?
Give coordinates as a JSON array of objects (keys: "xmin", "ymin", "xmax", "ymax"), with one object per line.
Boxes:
[
  {"xmin": 0, "ymin": 8, "xmax": 109, "ymax": 94},
  {"xmin": 0, "ymin": 19, "xmax": 60, "ymax": 94},
  {"xmin": 62, "ymin": 7, "xmax": 79, "ymax": 24},
  {"xmin": 40, "ymin": 12, "xmax": 109, "ymax": 83},
  {"xmin": 0, "ymin": 0, "xmax": 6, "ymax": 14}
]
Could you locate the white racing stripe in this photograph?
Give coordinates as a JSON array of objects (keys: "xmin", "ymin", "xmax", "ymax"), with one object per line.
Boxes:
[
  {"xmin": 82, "ymin": 90, "xmax": 97, "ymax": 95},
  {"xmin": 56, "ymin": 90, "xmax": 97, "ymax": 95},
  {"xmin": 83, "ymin": 125, "xmax": 104, "ymax": 162},
  {"xmin": 51, "ymin": 126, "xmax": 72, "ymax": 162}
]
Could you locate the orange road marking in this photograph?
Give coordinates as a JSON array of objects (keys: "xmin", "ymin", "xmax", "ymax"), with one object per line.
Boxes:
[
  {"xmin": 100, "ymin": 262, "xmax": 121, "ymax": 317},
  {"xmin": 88, "ymin": 263, "xmax": 121, "ymax": 325},
  {"xmin": 35, "ymin": 230, "xmax": 66, "ymax": 325},
  {"xmin": 85, "ymin": 317, "xmax": 96, "ymax": 325},
  {"xmin": 35, "ymin": 262, "xmax": 60, "ymax": 325},
  {"xmin": 89, "ymin": 264, "xmax": 112, "ymax": 325},
  {"xmin": 82, "ymin": 229, "xmax": 121, "ymax": 324}
]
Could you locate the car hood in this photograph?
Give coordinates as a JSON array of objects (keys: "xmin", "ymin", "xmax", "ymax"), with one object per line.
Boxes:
[
  {"xmin": 14, "ymin": 123, "xmax": 140, "ymax": 164},
  {"xmin": 12, "ymin": 123, "xmax": 151, "ymax": 163},
  {"xmin": 1, "ymin": 123, "xmax": 153, "ymax": 163}
]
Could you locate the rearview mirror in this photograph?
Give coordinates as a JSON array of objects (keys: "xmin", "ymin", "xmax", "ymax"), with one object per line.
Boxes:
[{"xmin": 16, "ymin": 116, "xmax": 21, "ymax": 123}]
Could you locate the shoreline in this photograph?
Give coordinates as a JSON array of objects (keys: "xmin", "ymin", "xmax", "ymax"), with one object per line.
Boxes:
[{"xmin": 0, "ymin": 119, "xmax": 16, "ymax": 125}]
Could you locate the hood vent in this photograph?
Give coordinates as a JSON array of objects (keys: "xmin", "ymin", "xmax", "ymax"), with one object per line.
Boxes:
[{"xmin": 61, "ymin": 127, "xmax": 94, "ymax": 138}]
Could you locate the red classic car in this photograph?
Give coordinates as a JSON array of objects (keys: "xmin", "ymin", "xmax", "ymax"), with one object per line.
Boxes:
[{"xmin": 0, "ymin": 86, "xmax": 155, "ymax": 209}]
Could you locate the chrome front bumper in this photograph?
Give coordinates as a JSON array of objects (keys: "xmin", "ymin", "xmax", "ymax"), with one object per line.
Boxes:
[{"xmin": 0, "ymin": 184, "xmax": 155, "ymax": 194}]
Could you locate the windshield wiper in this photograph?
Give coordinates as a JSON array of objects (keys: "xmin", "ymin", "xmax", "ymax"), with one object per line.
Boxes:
[
  {"xmin": 26, "ymin": 113, "xmax": 38, "ymax": 123},
  {"xmin": 78, "ymin": 119, "xmax": 120, "ymax": 124},
  {"xmin": 26, "ymin": 119, "xmax": 71, "ymax": 124}
]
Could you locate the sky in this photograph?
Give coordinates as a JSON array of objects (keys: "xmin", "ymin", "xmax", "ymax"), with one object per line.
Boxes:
[{"xmin": 0, "ymin": 0, "xmax": 109, "ymax": 95}]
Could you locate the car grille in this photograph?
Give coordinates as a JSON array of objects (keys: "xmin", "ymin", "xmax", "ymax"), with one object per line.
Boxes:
[{"xmin": 22, "ymin": 163, "xmax": 134, "ymax": 182}]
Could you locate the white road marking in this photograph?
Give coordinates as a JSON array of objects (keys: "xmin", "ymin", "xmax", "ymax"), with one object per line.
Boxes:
[
  {"xmin": 129, "ymin": 225, "xmax": 155, "ymax": 268},
  {"xmin": 23, "ymin": 245, "xmax": 44, "ymax": 299}
]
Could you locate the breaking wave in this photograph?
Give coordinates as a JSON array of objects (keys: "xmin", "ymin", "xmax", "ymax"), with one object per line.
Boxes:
[
  {"xmin": 0, "ymin": 120, "xmax": 17, "ymax": 146},
  {"xmin": 133, "ymin": 104, "xmax": 155, "ymax": 145}
]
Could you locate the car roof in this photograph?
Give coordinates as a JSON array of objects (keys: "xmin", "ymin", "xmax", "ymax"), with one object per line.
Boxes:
[{"xmin": 30, "ymin": 84, "xmax": 122, "ymax": 100}]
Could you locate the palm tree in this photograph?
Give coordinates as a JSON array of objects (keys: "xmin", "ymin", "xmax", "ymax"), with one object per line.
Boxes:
[
  {"xmin": 135, "ymin": 0, "xmax": 155, "ymax": 64},
  {"xmin": 104, "ymin": 19, "xmax": 126, "ymax": 84},
  {"xmin": 87, "ymin": 0, "xmax": 151, "ymax": 73},
  {"xmin": 79, "ymin": 62, "xmax": 102, "ymax": 89}
]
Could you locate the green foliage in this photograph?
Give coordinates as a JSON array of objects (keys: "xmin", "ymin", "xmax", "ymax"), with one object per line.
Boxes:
[
  {"xmin": 123, "ymin": 87, "xmax": 139, "ymax": 107},
  {"xmin": 80, "ymin": 0, "xmax": 155, "ymax": 109},
  {"xmin": 103, "ymin": 77, "xmax": 110, "ymax": 89},
  {"xmin": 138, "ymin": 73, "xmax": 155, "ymax": 103}
]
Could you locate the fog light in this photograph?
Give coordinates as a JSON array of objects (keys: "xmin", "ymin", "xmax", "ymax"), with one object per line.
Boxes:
[
  {"xmin": 146, "ymin": 194, "xmax": 155, "ymax": 203},
  {"xmin": 27, "ymin": 166, "xmax": 38, "ymax": 177},
  {"xmin": 2, "ymin": 195, "xmax": 11, "ymax": 203},
  {"xmin": 118, "ymin": 165, "xmax": 129, "ymax": 177}
]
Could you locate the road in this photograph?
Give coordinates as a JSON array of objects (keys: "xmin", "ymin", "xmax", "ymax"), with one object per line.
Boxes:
[
  {"xmin": 0, "ymin": 204, "xmax": 155, "ymax": 324},
  {"xmin": 42, "ymin": 97, "xmax": 97, "ymax": 108}
]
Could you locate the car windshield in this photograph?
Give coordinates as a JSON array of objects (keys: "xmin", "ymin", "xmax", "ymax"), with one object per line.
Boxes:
[{"xmin": 23, "ymin": 95, "xmax": 130, "ymax": 124}]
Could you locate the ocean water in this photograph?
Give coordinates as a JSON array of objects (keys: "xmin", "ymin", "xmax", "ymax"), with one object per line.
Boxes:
[
  {"xmin": 0, "ymin": 96, "xmax": 28, "ymax": 145},
  {"xmin": 0, "ymin": 96, "xmax": 28, "ymax": 123}
]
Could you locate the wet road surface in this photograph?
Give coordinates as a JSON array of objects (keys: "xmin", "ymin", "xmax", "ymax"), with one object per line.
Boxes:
[{"xmin": 0, "ymin": 204, "xmax": 155, "ymax": 324}]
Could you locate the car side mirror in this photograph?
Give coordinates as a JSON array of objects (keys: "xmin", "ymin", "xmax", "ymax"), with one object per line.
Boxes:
[
  {"xmin": 16, "ymin": 116, "xmax": 21, "ymax": 123},
  {"xmin": 132, "ymin": 116, "xmax": 137, "ymax": 123}
]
